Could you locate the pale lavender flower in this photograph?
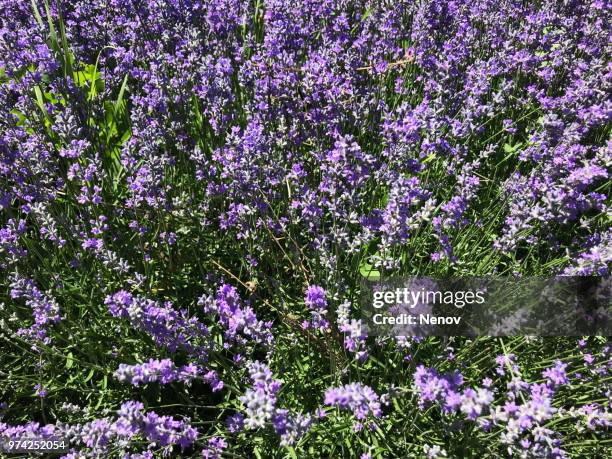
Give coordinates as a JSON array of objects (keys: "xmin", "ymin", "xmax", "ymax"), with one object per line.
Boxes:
[
  {"xmin": 114, "ymin": 359, "xmax": 200, "ymax": 386},
  {"xmin": 324, "ymin": 383, "xmax": 382, "ymax": 419}
]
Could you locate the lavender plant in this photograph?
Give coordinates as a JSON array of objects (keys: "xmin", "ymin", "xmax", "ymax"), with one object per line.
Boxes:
[{"xmin": 0, "ymin": 0, "xmax": 610, "ymax": 457}]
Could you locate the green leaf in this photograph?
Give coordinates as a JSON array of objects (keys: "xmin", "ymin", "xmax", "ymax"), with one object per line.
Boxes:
[
  {"xmin": 83, "ymin": 368, "xmax": 95, "ymax": 383},
  {"xmin": 10, "ymin": 109, "xmax": 26, "ymax": 126},
  {"xmin": 55, "ymin": 0, "xmax": 74, "ymax": 78},
  {"xmin": 114, "ymin": 73, "xmax": 129, "ymax": 119},
  {"xmin": 41, "ymin": 0, "xmax": 60, "ymax": 58},
  {"xmin": 498, "ymin": 142, "xmax": 524, "ymax": 166},
  {"xmin": 75, "ymin": 64, "xmax": 104, "ymax": 92},
  {"xmin": 30, "ymin": 0, "xmax": 45, "ymax": 28},
  {"xmin": 65, "ymin": 351, "xmax": 73, "ymax": 369},
  {"xmin": 422, "ymin": 153, "xmax": 437, "ymax": 164},
  {"xmin": 88, "ymin": 47, "xmax": 115, "ymax": 100},
  {"xmin": 93, "ymin": 390, "xmax": 105, "ymax": 410},
  {"xmin": 359, "ymin": 259, "xmax": 381, "ymax": 280},
  {"xmin": 503, "ymin": 142, "xmax": 523, "ymax": 154},
  {"xmin": 99, "ymin": 374, "xmax": 108, "ymax": 391},
  {"xmin": 33, "ymin": 85, "xmax": 52, "ymax": 126}
]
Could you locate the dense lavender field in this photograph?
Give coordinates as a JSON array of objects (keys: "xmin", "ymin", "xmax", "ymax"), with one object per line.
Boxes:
[{"xmin": 0, "ymin": 0, "xmax": 610, "ymax": 458}]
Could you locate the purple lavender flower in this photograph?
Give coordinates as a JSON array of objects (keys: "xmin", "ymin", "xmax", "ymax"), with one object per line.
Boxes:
[
  {"xmin": 240, "ymin": 361, "xmax": 281, "ymax": 429},
  {"xmin": 495, "ymin": 353, "xmax": 518, "ymax": 376},
  {"xmin": 542, "ymin": 360, "xmax": 569, "ymax": 387},
  {"xmin": 336, "ymin": 300, "xmax": 368, "ymax": 360},
  {"xmin": 114, "ymin": 359, "xmax": 200, "ymax": 386},
  {"xmin": 238, "ymin": 361, "xmax": 313, "ymax": 445},
  {"xmin": 272, "ymin": 409, "xmax": 313, "ymax": 447},
  {"xmin": 199, "ymin": 285, "xmax": 273, "ymax": 347},
  {"xmin": 33, "ymin": 384, "xmax": 47, "ymax": 398},
  {"xmin": 9, "ymin": 274, "xmax": 60, "ymax": 345},
  {"xmin": 202, "ymin": 437, "xmax": 227, "ymax": 459},
  {"xmin": 413, "ymin": 365, "xmax": 463, "ymax": 413},
  {"xmin": 460, "ymin": 387, "xmax": 494, "ymax": 420},
  {"xmin": 324, "ymin": 383, "xmax": 382, "ymax": 419},
  {"xmin": 105, "ymin": 291, "xmax": 210, "ymax": 364},
  {"xmin": 226, "ymin": 413, "xmax": 245, "ymax": 433},
  {"xmin": 0, "ymin": 400, "xmax": 197, "ymax": 456},
  {"xmin": 304, "ymin": 284, "xmax": 329, "ymax": 330}
]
